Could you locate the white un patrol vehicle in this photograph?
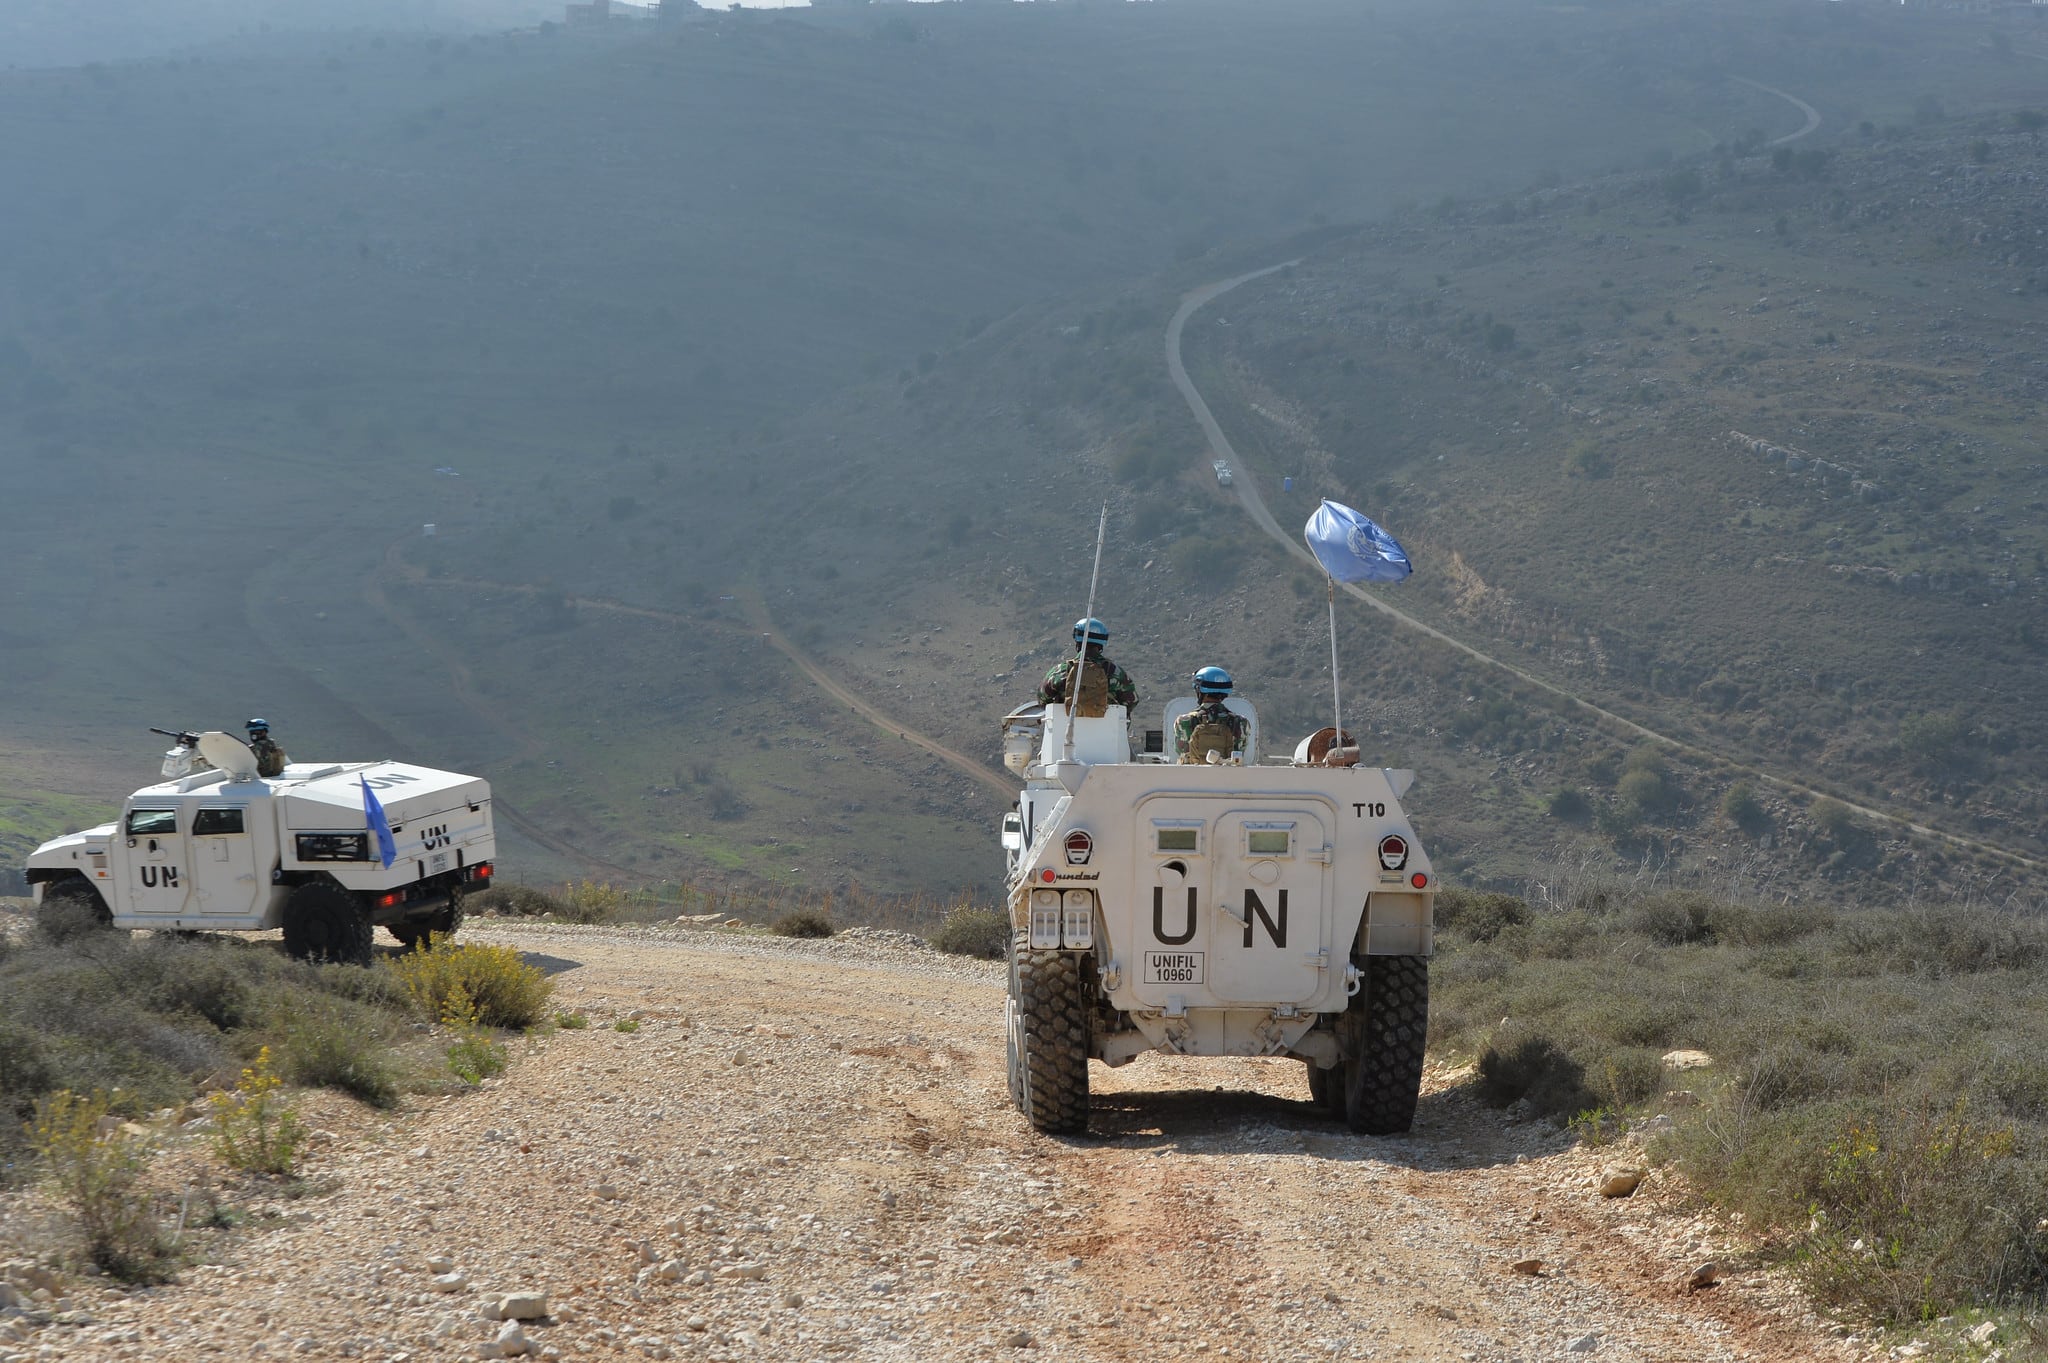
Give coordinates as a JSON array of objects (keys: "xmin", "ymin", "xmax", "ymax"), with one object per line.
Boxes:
[
  {"xmin": 26, "ymin": 730, "xmax": 495, "ymax": 965},
  {"xmin": 998, "ymin": 690, "xmax": 1434, "ymax": 1136}
]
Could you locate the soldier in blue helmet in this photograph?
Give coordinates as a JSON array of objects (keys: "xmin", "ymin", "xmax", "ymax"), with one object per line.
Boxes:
[
  {"xmin": 1174, "ymin": 666, "xmax": 1247, "ymax": 763},
  {"xmin": 1038, "ymin": 617, "xmax": 1137, "ymax": 718},
  {"xmin": 246, "ymin": 718, "xmax": 290, "ymax": 778}
]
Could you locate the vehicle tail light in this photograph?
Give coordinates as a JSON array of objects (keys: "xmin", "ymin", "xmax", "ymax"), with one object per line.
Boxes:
[
  {"xmin": 1061, "ymin": 890, "xmax": 1095, "ymax": 950},
  {"xmin": 1410, "ymin": 872, "xmax": 1429, "ymax": 889},
  {"xmin": 375, "ymin": 891, "xmax": 402, "ymax": 909},
  {"xmin": 1378, "ymin": 834, "xmax": 1409, "ymax": 871},
  {"xmin": 1029, "ymin": 889, "xmax": 1062, "ymax": 950},
  {"xmin": 1064, "ymin": 830, "xmax": 1094, "ymax": 865}
]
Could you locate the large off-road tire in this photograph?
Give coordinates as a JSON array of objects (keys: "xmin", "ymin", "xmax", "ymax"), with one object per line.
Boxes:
[
  {"xmin": 283, "ymin": 882, "xmax": 374, "ymax": 967},
  {"xmin": 388, "ymin": 896, "xmax": 466, "ymax": 950},
  {"xmin": 1341, "ymin": 954, "xmax": 1429, "ymax": 1136},
  {"xmin": 1011, "ymin": 931, "xmax": 1090, "ymax": 1135},
  {"xmin": 35, "ymin": 878, "xmax": 113, "ymax": 942}
]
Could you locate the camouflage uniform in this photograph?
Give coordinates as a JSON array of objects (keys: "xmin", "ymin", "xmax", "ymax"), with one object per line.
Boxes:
[
  {"xmin": 249, "ymin": 734, "xmax": 289, "ymax": 779},
  {"xmin": 1174, "ymin": 700, "xmax": 1247, "ymax": 764},
  {"xmin": 1038, "ymin": 648, "xmax": 1138, "ymax": 718}
]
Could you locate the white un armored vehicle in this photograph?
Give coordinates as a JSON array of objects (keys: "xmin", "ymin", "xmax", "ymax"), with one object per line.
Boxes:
[
  {"xmin": 998, "ymin": 689, "xmax": 1434, "ymax": 1136},
  {"xmin": 26, "ymin": 731, "xmax": 495, "ymax": 965}
]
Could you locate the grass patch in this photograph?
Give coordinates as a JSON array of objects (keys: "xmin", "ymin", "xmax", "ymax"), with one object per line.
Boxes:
[
  {"xmin": 1431, "ymin": 881, "xmax": 2048, "ymax": 1320},
  {"xmin": 0, "ymin": 933, "xmax": 418, "ymax": 1171}
]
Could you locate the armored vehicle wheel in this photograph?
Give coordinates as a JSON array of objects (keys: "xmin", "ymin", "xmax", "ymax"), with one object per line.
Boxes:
[
  {"xmin": 1342, "ymin": 955, "xmax": 1429, "ymax": 1135},
  {"xmin": 284, "ymin": 882, "xmax": 374, "ymax": 966},
  {"xmin": 1011, "ymin": 932, "xmax": 1090, "ymax": 1135},
  {"xmin": 36, "ymin": 878, "xmax": 112, "ymax": 942},
  {"xmin": 388, "ymin": 897, "xmax": 465, "ymax": 950}
]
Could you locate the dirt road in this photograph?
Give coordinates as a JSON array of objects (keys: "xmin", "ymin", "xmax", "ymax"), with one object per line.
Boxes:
[{"xmin": 25, "ymin": 924, "xmax": 1854, "ymax": 1363}]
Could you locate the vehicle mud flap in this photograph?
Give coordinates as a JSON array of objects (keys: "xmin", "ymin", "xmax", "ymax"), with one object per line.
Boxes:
[
  {"xmin": 1306, "ymin": 1057, "xmax": 1348, "ymax": 1119},
  {"xmin": 1340, "ymin": 954, "xmax": 1428, "ymax": 1135},
  {"xmin": 1011, "ymin": 931, "xmax": 1090, "ymax": 1134}
]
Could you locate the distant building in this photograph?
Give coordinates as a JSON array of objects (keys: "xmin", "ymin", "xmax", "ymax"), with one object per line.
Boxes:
[{"xmin": 566, "ymin": 0, "xmax": 610, "ymax": 23}]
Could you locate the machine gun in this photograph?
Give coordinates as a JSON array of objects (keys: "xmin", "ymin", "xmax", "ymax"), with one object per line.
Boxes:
[{"xmin": 151, "ymin": 726, "xmax": 212, "ymax": 778}]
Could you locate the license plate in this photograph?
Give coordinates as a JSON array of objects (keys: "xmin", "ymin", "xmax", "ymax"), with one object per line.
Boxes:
[
  {"xmin": 1143, "ymin": 951, "xmax": 1205, "ymax": 985},
  {"xmin": 429, "ymin": 852, "xmax": 450, "ymax": 873}
]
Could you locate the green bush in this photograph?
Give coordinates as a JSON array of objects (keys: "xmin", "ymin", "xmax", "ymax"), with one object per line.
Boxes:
[
  {"xmin": 929, "ymin": 905, "xmax": 1009, "ymax": 959},
  {"xmin": 1545, "ymin": 787, "xmax": 1591, "ymax": 821},
  {"xmin": 386, "ymin": 938, "xmax": 554, "ymax": 1030},
  {"xmin": 1719, "ymin": 781, "xmax": 1768, "ymax": 836},
  {"xmin": 1625, "ymin": 891, "xmax": 1715, "ymax": 946},
  {"xmin": 1433, "ymin": 887, "xmax": 1529, "ymax": 943},
  {"xmin": 1475, "ymin": 1031, "xmax": 1594, "ymax": 1116},
  {"xmin": 273, "ymin": 994, "xmax": 403, "ymax": 1107},
  {"xmin": 771, "ymin": 910, "xmax": 835, "ymax": 939}
]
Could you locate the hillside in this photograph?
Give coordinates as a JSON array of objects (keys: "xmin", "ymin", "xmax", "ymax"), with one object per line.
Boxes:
[{"xmin": 3, "ymin": 0, "xmax": 2045, "ymax": 902}]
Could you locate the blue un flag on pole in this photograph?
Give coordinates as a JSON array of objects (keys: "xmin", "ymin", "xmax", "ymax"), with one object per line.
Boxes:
[
  {"xmin": 1304, "ymin": 499, "xmax": 1412, "ymax": 584},
  {"xmin": 360, "ymin": 776, "xmax": 398, "ymax": 869}
]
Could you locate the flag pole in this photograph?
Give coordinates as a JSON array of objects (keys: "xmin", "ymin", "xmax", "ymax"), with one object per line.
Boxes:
[
  {"xmin": 1062, "ymin": 503, "xmax": 1111, "ymax": 763},
  {"xmin": 1326, "ymin": 575, "xmax": 1342, "ymax": 763}
]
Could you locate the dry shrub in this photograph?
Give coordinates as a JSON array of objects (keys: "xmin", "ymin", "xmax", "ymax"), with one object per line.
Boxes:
[
  {"xmin": 1475, "ymin": 1030, "xmax": 1594, "ymax": 1116},
  {"xmin": 929, "ymin": 905, "xmax": 1009, "ymax": 960},
  {"xmin": 770, "ymin": 910, "xmax": 835, "ymax": 939},
  {"xmin": 466, "ymin": 883, "xmax": 566, "ymax": 919},
  {"xmin": 28, "ymin": 1089, "xmax": 172, "ymax": 1283}
]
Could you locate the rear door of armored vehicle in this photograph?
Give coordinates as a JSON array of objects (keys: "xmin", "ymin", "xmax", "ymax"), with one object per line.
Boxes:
[{"xmin": 1130, "ymin": 796, "xmax": 1337, "ymax": 1009}]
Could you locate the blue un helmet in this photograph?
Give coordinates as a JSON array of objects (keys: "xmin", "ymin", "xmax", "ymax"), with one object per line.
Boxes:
[
  {"xmin": 1192, "ymin": 666, "xmax": 1234, "ymax": 698},
  {"xmin": 246, "ymin": 718, "xmax": 270, "ymax": 734},
  {"xmin": 1071, "ymin": 617, "xmax": 1110, "ymax": 647}
]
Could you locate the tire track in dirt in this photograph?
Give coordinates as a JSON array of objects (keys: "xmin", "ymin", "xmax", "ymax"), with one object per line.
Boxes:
[{"xmin": 1169, "ymin": 262, "xmax": 2044, "ymax": 874}]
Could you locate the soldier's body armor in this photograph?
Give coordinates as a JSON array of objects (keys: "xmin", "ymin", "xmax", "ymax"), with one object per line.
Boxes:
[
  {"xmin": 1181, "ymin": 713, "xmax": 1241, "ymax": 764},
  {"xmin": 251, "ymin": 738, "xmax": 289, "ymax": 779},
  {"xmin": 1072, "ymin": 658, "xmax": 1112, "ymax": 718}
]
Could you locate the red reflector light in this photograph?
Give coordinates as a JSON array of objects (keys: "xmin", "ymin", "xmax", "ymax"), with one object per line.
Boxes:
[
  {"xmin": 1064, "ymin": 830, "xmax": 1094, "ymax": 866},
  {"xmin": 476, "ymin": 863, "xmax": 493, "ymax": 879},
  {"xmin": 1410, "ymin": 872, "xmax": 1429, "ymax": 889},
  {"xmin": 377, "ymin": 892, "xmax": 401, "ymax": 908},
  {"xmin": 1040, "ymin": 868, "xmax": 1056, "ymax": 883},
  {"xmin": 1377, "ymin": 834, "xmax": 1409, "ymax": 872}
]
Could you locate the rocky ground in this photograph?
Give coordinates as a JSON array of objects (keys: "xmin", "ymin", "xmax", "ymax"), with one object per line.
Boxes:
[{"xmin": 2, "ymin": 922, "xmax": 1871, "ymax": 1363}]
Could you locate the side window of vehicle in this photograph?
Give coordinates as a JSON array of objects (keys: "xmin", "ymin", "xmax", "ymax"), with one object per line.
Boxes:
[
  {"xmin": 126, "ymin": 808, "xmax": 178, "ymax": 836},
  {"xmin": 193, "ymin": 809, "xmax": 245, "ymax": 836}
]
